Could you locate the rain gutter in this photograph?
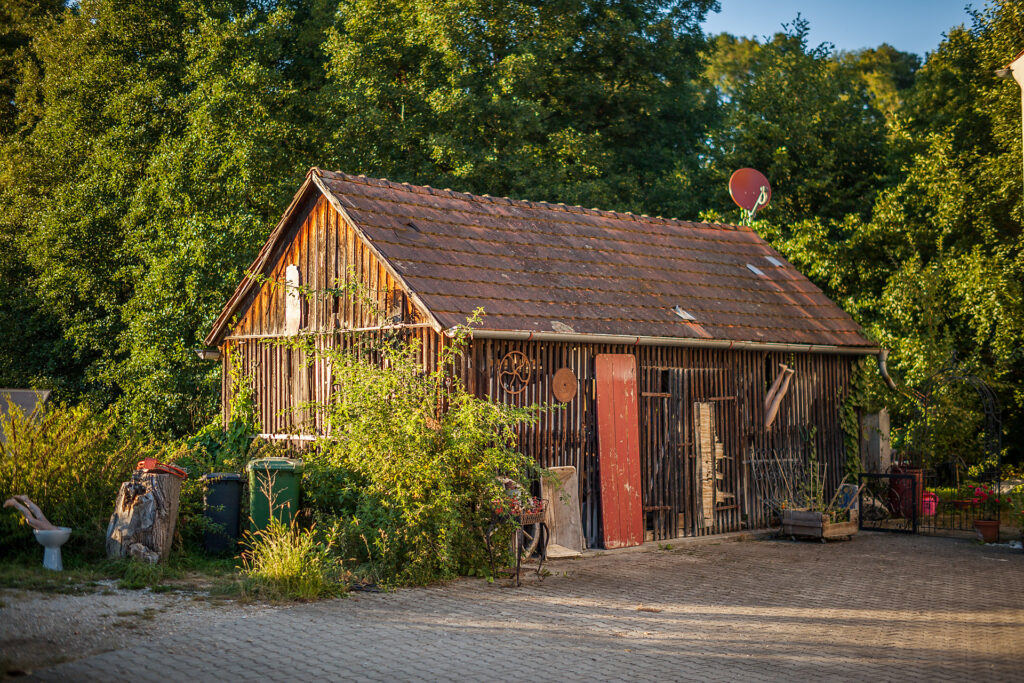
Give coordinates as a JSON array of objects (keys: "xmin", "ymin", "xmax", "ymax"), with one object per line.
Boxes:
[{"xmin": 456, "ymin": 328, "xmax": 881, "ymax": 356}]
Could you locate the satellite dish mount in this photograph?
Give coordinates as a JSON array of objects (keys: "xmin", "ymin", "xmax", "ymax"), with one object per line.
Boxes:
[{"xmin": 729, "ymin": 168, "xmax": 772, "ymax": 224}]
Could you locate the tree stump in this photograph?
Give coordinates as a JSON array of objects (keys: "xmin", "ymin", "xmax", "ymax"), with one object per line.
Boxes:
[{"xmin": 106, "ymin": 472, "xmax": 182, "ymax": 564}]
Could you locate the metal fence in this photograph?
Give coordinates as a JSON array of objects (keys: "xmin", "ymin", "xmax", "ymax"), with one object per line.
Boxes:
[
  {"xmin": 858, "ymin": 473, "xmax": 917, "ymax": 533},
  {"xmin": 858, "ymin": 470, "xmax": 1001, "ymax": 537}
]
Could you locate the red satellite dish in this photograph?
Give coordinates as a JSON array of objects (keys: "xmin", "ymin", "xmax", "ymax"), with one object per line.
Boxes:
[{"xmin": 729, "ymin": 168, "xmax": 771, "ymax": 215}]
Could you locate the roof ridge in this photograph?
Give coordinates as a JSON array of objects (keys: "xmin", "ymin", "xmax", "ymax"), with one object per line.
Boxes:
[{"xmin": 317, "ymin": 168, "xmax": 742, "ymax": 233}]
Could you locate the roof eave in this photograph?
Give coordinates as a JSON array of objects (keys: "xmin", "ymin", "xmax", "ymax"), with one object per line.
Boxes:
[{"xmin": 460, "ymin": 327, "xmax": 880, "ymax": 356}]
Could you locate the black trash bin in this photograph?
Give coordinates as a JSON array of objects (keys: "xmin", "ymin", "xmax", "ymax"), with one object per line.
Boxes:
[{"xmin": 201, "ymin": 473, "xmax": 244, "ymax": 553}]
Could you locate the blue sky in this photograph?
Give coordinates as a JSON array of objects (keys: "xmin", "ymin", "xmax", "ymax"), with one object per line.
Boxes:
[{"xmin": 702, "ymin": 1, "xmax": 977, "ymax": 57}]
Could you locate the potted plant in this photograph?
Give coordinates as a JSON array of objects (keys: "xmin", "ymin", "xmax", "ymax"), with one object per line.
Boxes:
[
  {"xmin": 970, "ymin": 484, "xmax": 1002, "ymax": 543},
  {"xmin": 780, "ymin": 463, "xmax": 862, "ymax": 541}
]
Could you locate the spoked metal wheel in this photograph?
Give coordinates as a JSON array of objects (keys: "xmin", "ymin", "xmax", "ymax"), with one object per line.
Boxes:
[{"xmin": 512, "ymin": 522, "xmax": 542, "ymax": 560}]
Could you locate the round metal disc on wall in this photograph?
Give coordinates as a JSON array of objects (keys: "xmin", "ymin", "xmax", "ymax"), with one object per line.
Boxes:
[{"xmin": 552, "ymin": 367, "xmax": 578, "ymax": 403}]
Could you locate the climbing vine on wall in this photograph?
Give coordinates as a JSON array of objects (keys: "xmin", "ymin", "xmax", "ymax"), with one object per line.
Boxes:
[{"xmin": 839, "ymin": 359, "xmax": 886, "ymax": 480}]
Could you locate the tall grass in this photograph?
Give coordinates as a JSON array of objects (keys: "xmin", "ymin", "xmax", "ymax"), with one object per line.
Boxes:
[{"xmin": 240, "ymin": 518, "xmax": 346, "ymax": 600}]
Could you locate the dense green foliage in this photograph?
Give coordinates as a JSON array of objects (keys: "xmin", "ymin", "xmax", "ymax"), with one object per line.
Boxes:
[
  {"xmin": 0, "ymin": 0, "xmax": 1020, "ymax": 466},
  {"xmin": 300, "ymin": 321, "xmax": 540, "ymax": 586},
  {"xmin": 0, "ymin": 402, "xmax": 170, "ymax": 555},
  {"xmin": 702, "ymin": 19, "xmax": 897, "ymax": 225},
  {"xmin": 755, "ymin": 4, "xmax": 1023, "ymax": 467},
  {"xmin": 322, "ymin": 0, "xmax": 717, "ymax": 217}
]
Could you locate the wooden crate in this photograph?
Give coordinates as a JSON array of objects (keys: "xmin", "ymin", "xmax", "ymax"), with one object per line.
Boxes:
[{"xmin": 782, "ymin": 509, "xmax": 858, "ymax": 540}]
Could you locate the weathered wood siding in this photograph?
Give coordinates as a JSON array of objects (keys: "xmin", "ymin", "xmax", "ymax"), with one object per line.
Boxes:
[
  {"xmin": 219, "ymin": 194, "xmax": 439, "ymax": 437},
  {"xmin": 460, "ymin": 338, "xmax": 853, "ymax": 547}
]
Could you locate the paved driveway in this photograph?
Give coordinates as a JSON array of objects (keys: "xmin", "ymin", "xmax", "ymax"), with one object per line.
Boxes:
[{"xmin": 33, "ymin": 532, "xmax": 1024, "ymax": 682}]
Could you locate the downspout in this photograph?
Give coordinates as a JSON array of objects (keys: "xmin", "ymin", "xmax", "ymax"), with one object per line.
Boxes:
[{"xmin": 877, "ymin": 349, "xmax": 898, "ymax": 391}]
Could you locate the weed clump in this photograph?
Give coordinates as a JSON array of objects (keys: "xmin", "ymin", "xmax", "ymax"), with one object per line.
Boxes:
[{"xmin": 239, "ymin": 518, "xmax": 346, "ymax": 600}]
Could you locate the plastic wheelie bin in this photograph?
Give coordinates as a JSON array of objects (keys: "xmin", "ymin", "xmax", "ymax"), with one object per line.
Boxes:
[{"xmin": 247, "ymin": 458, "xmax": 304, "ymax": 532}]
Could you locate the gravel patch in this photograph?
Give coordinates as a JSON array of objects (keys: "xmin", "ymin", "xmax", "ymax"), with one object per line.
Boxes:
[{"xmin": 0, "ymin": 584, "xmax": 277, "ymax": 678}]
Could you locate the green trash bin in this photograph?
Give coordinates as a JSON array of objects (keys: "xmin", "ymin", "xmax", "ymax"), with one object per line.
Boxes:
[{"xmin": 247, "ymin": 457, "xmax": 304, "ymax": 532}]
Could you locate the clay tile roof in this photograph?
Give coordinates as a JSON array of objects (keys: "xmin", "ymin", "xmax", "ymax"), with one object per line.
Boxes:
[{"xmin": 313, "ymin": 169, "xmax": 874, "ymax": 348}]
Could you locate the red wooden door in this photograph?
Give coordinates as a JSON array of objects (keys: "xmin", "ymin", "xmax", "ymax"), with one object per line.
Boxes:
[{"xmin": 595, "ymin": 354, "xmax": 643, "ymax": 548}]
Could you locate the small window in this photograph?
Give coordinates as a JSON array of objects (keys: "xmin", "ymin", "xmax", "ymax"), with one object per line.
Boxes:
[
  {"xmin": 765, "ymin": 256, "xmax": 783, "ymax": 267},
  {"xmin": 746, "ymin": 263, "xmax": 766, "ymax": 277}
]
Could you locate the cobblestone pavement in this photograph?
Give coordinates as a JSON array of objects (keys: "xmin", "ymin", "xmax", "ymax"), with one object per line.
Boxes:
[{"xmin": 32, "ymin": 532, "xmax": 1024, "ymax": 682}]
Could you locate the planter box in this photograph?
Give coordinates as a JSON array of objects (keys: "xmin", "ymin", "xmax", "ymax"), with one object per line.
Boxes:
[{"xmin": 782, "ymin": 509, "xmax": 858, "ymax": 540}]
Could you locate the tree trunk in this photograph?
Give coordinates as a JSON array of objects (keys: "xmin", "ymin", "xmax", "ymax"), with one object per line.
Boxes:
[{"xmin": 106, "ymin": 472, "xmax": 182, "ymax": 564}]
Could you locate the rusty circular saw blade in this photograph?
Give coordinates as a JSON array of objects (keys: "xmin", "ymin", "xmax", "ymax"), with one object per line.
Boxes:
[
  {"xmin": 729, "ymin": 168, "xmax": 771, "ymax": 212},
  {"xmin": 552, "ymin": 367, "xmax": 578, "ymax": 403}
]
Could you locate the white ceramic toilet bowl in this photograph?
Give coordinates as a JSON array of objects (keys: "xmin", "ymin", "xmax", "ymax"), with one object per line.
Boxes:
[{"xmin": 33, "ymin": 527, "xmax": 72, "ymax": 571}]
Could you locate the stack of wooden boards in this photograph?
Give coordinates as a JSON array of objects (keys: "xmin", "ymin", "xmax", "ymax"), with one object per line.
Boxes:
[{"xmin": 692, "ymin": 401, "xmax": 735, "ymax": 529}]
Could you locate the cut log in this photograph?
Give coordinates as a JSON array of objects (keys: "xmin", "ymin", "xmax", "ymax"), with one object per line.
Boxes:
[{"xmin": 106, "ymin": 473, "xmax": 182, "ymax": 563}]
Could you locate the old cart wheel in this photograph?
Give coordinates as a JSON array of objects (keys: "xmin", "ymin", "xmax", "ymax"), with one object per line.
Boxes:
[{"xmin": 512, "ymin": 522, "xmax": 542, "ymax": 559}]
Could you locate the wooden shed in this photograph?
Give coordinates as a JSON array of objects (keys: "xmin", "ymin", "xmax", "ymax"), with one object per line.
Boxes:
[{"xmin": 204, "ymin": 168, "xmax": 880, "ymax": 548}]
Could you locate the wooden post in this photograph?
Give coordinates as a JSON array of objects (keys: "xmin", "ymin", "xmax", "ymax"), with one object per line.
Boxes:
[{"xmin": 106, "ymin": 473, "xmax": 182, "ymax": 564}]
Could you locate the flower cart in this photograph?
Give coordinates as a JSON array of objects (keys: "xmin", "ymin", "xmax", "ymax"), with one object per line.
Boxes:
[{"xmin": 484, "ymin": 478, "xmax": 548, "ymax": 586}]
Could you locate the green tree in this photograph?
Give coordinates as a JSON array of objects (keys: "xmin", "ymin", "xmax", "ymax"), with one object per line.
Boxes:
[
  {"xmin": 768, "ymin": 3, "xmax": 1023, "ymax": 464},
  {"xmin": 116, "ymin": 0, "xmax": 338, "ymax": 434},
  {"xmin": 0, "ymin": 0, "xmax": 190, "ymax": 403},
  {"xmin": 839, "ymin": 44, "xmax": 920, "ymax": 124},
  {"xmin": 322, "ymin": 0, "xmax": 719, "ymax": 219},
  {"xmin": 703, "ymin": 17, "xmax": 894, "ymax": 226},
  {"xmin": 0, "ymin": 0, "xmax": 64, "ymax": 136}
]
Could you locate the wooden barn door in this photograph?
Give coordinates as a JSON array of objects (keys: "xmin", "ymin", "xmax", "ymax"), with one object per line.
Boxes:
[{"xmin": 595, "ymin": 354, "xmax": 643, "ymax": 548}]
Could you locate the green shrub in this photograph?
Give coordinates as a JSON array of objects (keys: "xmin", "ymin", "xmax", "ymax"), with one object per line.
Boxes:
[
  {"xmin": 0, "ymin": 402, "xmax": 169, "ymax": 556},
  {"xmin": 240, "ymin": 518, "xmax": 346, "ymax": 600},
  {"xmin": 299, "ymin": 315, "xmax": 541, "ymax": 586}
]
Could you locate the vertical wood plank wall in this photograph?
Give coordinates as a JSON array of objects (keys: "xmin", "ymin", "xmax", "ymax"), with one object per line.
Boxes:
[
  {"xmin": 460, "ymin": 339, "xmax": 854, "ymax": 548},
  {"xmin": 219, "ymin": 195, "xmax": 431, "ymax": 441},
  {"xmin": 217, "ymin": 198, "xmax": 858, "ymax": 548}
]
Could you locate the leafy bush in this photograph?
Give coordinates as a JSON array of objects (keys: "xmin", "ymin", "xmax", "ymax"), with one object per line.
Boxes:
[
  {"xmin": 299, "ymin": 317, "xmax": 540, "ymax": 586},
  {"xmin": 1008, "ymin": 488, "xmax": 1024, "ymax": 531},
  {"xmin": 240, "ymin": 518, "xmax": 346, "ymax": 600},
  {"xmin": 0, "ymin": 402, "xmax": 170, "ymax": 556}
]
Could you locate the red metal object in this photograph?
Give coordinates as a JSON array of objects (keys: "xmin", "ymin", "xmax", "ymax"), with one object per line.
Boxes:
[
  {"xmin": 728, "ymin": 168, "xmax": 772, "ymax": 212},
  {"xmin": 136, "ymin": 458, "xmax": 188, "ymax": 480},
  {"xmin": 595, "ymin": 354, "xmax": 643, "ymax": 549}
]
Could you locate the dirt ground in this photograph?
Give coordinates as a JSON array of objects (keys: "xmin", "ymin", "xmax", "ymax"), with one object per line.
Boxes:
[{"xmin": 0, "ymin": 582, "xmax": 277, "ymax": 678}]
